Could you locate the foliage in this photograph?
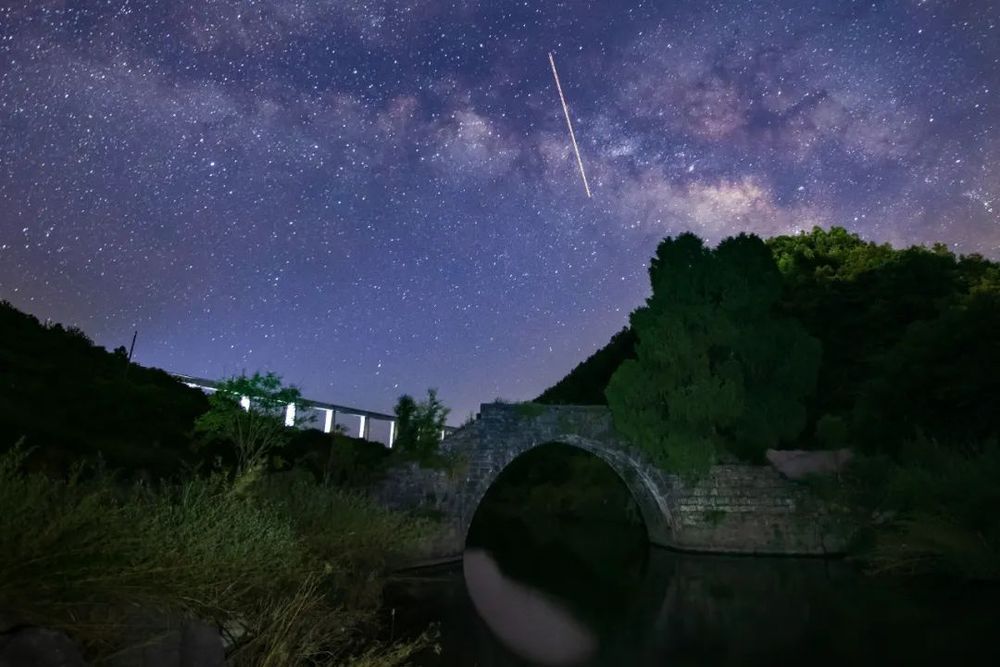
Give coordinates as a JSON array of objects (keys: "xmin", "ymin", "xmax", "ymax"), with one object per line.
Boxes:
[
  {"xmin": 768, "ymin": 226, "xmax": 1000, "ymax": 449},
  {"xmin": 847, "ymin": 438, "xmax": 1000, "ymax": 581},
  {"xmin": 513, "ymin": 401, "xmax": 546, "ymax": 419},
  {"xmin": 606, "ymin": 233, "xmax": 821, "ymax": 475},
  {"xmin": 193, "ymin": 372, "xmax": 305, "ymax": 474},
  {"xmin": 0, "ymin": 444, "xmax": 430, "ymax": 664},
  {"xmin": 0, "ymin": 301, "xmax": 208, "ymax": 476},
  {"xmin": 815, "ymin": 414, "xmax": 850, "ymax": 448},
  {"xmin": 535, "ymin": 226, "xmax": 1000, "ymax": 460},
  {"xmin": 284, "ymin": 428, "xmax": 391, "ymax": 488},
  {"xmin": 392, "ymin": 389, "xmax": 449, "ymax": 465},
  {"xmin": 246, "ymin": 471, "xmax": 430, "ymax": 600},
  {"xmin": 852, "ymin": 286, "xmax": 1000, "ymax": 453}
]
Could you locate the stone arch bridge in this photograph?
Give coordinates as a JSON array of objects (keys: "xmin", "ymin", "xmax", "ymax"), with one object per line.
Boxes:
[{"xmin": 374, "ymin": 403, "xmax": 849, "ymax": 563}]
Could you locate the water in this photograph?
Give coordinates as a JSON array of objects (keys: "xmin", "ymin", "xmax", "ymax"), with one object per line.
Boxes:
[{"xmin": 388, "ymin": 512, "xmax": 1000, "ymax": 666}]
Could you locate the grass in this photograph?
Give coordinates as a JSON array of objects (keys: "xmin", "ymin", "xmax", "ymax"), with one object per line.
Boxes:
[
  {"xmin": 513, "ymin": 402, "xmax": 547, "ymax": 419},
  {"xmin": 863, "ymin": 438, "xmax": 1000, "ymax": 581},
  {"xmin": 0, "ymin": 443, "xmax": 432, "ymax": 664},
  {"xmin": 811, "ymin": 437, "xmax": 1000, "ymax": 581}
]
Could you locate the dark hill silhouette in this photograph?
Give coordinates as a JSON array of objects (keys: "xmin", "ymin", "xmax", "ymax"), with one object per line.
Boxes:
[
  {"xmin": 0, "ymin": 301, "xmax": 208, "ymax": 475},
  {"xmin": 535, "ymin": 327, "xmax": 636, "ymax": 406}
]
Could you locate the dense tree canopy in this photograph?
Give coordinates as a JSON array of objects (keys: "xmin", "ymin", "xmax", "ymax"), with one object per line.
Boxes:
[
  {"xmin": 538, "ymin": 227, "xmax": 1000, "ymax": 461},
  {"xmin": 767, "ymin": 227, "xmax": 1000, "ymax": 452},
  {"xmin": 604, "ymin": 233, "xmax": 820, "ymax": 474}
]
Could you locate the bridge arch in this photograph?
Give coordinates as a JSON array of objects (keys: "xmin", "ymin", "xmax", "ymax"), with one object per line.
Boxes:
[
  {"xmin": 375, "ymin": 402, "xmax": 849, "ymax": 562},
  {"xmin": 461, "ymin": 435, "xmax": 675, "ymax": 547}
]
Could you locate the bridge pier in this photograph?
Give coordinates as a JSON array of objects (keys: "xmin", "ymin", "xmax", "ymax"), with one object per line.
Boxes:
[{"xmin": 322, "ymin": 408, "xmax": 336, "ymax": 434}]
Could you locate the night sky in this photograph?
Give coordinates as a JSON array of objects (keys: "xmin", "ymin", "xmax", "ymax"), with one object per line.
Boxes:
[{"xmin": 1, "ymin": 1, "xmax": 998, "ymax": 424}]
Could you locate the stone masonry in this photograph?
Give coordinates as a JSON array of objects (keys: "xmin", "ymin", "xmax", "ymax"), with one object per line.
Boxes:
[{"xmin": 373, "ymin": 403, "xmax": 851, "ymax": 562}]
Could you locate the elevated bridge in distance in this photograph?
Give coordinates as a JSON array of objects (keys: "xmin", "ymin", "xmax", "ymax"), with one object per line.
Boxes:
[{"xmin": 173, "ymin": 373, "xmax": 455, "ymax": 447}]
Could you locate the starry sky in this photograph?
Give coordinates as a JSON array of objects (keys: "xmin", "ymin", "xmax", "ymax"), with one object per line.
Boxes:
[{"xmin": 1, "ymin": 0, "xmax": 998, "ymax": 426}]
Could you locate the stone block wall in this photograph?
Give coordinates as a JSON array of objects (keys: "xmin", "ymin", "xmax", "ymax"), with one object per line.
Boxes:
[{"xmin": 666, "ymin": 465, "xmax": 850, "ymax": 555}]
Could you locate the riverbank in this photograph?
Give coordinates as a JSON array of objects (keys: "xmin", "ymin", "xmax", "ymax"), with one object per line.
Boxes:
[{"xmin": 0, "ymin": 448, "xmax": 432, "ymax": 666}]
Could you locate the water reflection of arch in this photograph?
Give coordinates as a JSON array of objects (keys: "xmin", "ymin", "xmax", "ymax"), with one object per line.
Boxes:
[
  {"xmin": 458, "ymin": 434, "xmax": 676, "ymax": 550},
  {"xmin": 462, "ymin": 518, "xmax": 673, "ymax": 666}
]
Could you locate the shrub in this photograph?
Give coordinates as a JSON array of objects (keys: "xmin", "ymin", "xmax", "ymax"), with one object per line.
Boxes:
[
  {"xmin": 864, "ymin": 438, "xmax": 1000, "ymax": 580},
  {"xmin": 193, "ymin": 372, "xmax": 306, "ymax": 475}
]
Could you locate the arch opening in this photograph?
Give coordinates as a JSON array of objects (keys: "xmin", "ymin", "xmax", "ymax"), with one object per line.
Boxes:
[
  {"xmin": 464, "ymin": 440, "xmax": 674, "ymax": 552},
  {"xmin": 459, "ymin": 441, "xmax": 673, "ymax": 663}
]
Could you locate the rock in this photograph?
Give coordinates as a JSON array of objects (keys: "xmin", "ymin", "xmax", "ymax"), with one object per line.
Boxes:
[
  {"xmin": 178, "ymin": 620, "xmax": 225, "ymax": 667},
  {"xmin": 0, "ymin": 626, "xmax": 86, "ymax": 667},
  {"xmin": 765, "ymin": 449, "xmax": 853, "ymax": 480},
  {"xmin": 109, "ymin": 612, "xmax": 224, "ymax": 667}
]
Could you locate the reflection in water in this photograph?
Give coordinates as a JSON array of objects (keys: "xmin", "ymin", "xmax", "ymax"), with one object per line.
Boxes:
[
  {"xmin": 387, "ymin": 513, "xmax": 1000, "ymax": 666},
  {"xmin": 463, "ymin": 548, "xmax": 597, "ymax": 665}
]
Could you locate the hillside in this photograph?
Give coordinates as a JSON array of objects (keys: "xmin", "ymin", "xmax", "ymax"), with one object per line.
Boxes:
[
  {"xmin": 535, "ymin": 327, "xmax": 636, "ymax": 405},
  {"xmin": 0, "ymin": 301, "xmax": 209, "ymax": 474}
]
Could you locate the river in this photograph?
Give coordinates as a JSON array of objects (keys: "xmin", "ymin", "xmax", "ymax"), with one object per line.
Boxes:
[{"xmin": 387, "ymin": 510, "xmax": 1000, "ymax": 666}]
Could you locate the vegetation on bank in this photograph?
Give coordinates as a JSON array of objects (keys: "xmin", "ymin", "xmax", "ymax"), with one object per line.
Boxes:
[
  {"xmin": 0, "ymin": 444, "xmax": 430, "ymax": 665},
  {"xmin": 812, "ymin": 438, "xmax": 1000, "ymax": 581},
  {"xmin": 535, "ymin": 226, "xmax": 1000, "ymax": 580},
  {"xmin": 0, "ymin": 302, "xmax": 447, "ymax": 663},
  {"xmin": 536, "ymin": 226, "xmax": 1000, "ymax": 458}
]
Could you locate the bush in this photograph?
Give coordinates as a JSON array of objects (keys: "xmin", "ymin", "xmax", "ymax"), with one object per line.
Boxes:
[
  {"xmin": 193, "ymin": 372, "xmax": 306, "ymax": 475},
  {"xmin": 283, "ymin": 429, "xmax": 391, "ymax": 487},
  {"xmin": 864, "ymin": 438, "xmax": 1000, "ymax": 580},
  {"xmin": 819, "ymin": 438, "xmax": 1000, "ymax": 581}
]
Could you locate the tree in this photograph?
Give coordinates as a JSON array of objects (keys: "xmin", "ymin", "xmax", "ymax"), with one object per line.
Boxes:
[
  {"xmin": 606, "ymin": 233, "xmax": 821, "ymax": 475},
  {"xmin": 193, "ymin": 372, "xmax": 305, "ymax": 474},
  {"xmin": 393, "ymin": 389, "xmax": 449, "ymax": 464},
  {"xmin": 853, "ymin": 285, "xmax": 1000, "ymax": 452},
  {"xmin": 768, "ymin": 227, "xmax": 963, "ymax": 425}
]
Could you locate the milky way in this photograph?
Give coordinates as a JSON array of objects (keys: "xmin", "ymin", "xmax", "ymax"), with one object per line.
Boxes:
[{"xmin": 1, "ymin": 0, "xmax": 998, "ymax": 423}]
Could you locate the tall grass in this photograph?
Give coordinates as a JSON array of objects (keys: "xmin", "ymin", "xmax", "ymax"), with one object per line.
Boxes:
[
  {"xmin": 860, "ymin": 438, "xmax": 1000, "ymax": 580},
  {"xmin": 0, "ymin": 444, "xmax": 430, "ymax": 664}
]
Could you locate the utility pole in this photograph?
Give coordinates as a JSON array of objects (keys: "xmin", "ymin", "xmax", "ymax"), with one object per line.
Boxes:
[{"xmin": 123, "ymin": 330, "xmax": 137, "ymax": 379}]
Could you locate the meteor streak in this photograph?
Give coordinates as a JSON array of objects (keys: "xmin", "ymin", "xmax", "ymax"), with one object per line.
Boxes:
[{"xmin": 548, "ymin": 51, "xmax": 592, "ymax": 198}]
